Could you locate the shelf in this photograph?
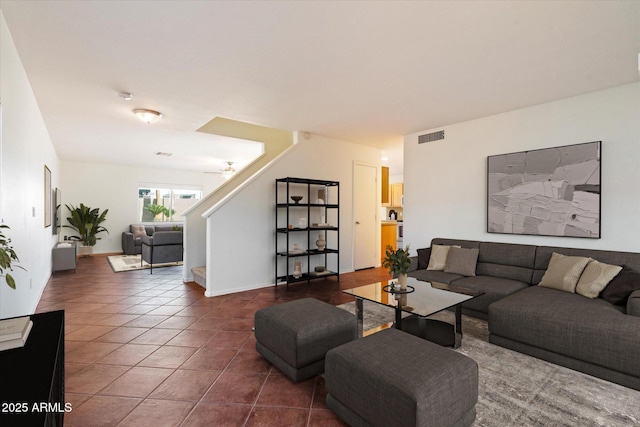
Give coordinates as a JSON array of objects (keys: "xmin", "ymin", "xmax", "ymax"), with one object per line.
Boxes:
[
  {"xmin": 277, "ymin": 249, "xmax": 339, "ymax": 257},
  {"xmin": 277, "ymin": 271, "xmax": 338, "ymax": 283},
  {"xmin": 276, "ymin": 177, "xmax": 340, "ymax": 290}
]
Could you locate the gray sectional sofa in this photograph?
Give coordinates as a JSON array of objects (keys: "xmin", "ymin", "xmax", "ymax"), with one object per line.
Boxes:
[
  {"xmin": 408, "ymin": 237, "xmax": 640, "ymax": 390},
  {"xmin": 121, "ymin": 223, "xmax": 183, "ymax": 255}
]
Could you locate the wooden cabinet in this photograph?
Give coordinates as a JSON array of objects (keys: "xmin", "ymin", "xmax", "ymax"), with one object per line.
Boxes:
[
  {"xmin": 381, "ymin": 222, "xmax": 397, "ymax": 262},
  {"xmin": 381, "ymin": 166, "xmax": 390, "ymax": 205},
  {"xmin": 391, "ymin": 183, "xmax": 404, "ymax": 207}
]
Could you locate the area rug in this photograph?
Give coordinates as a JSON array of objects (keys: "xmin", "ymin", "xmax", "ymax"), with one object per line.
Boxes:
[
  {"xmin": 107, "ymin": 254, "xmax": 182, "ymax": 273},
  {"xmin": 336, "ymin": 301, "xmax": 640, "ymax": 427}
]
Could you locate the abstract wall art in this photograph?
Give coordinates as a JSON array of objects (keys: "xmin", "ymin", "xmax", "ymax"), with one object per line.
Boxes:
[{"xmin": 487, "ymin": 141, "xmax": 601, "ymax": 238}]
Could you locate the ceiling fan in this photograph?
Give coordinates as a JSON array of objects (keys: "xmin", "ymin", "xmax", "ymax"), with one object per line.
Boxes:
[{"xmin": 204, "ymin": 161, "xmax": 236, "ymax": 180}]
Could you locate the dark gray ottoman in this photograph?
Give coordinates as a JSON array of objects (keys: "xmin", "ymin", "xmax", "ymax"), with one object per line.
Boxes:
[
  {"xmin": 325, "ymin": 328, "xmax": 478, "ymax": 427},
  {"xmin": 254, "ymin": 298, "xmax": 357, "ymax": 382}
]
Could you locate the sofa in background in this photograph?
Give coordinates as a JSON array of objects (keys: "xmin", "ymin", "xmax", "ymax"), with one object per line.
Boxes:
[
  {"xmin": 408, "ymin": 237, "xmax": 640, "ymax": 391},
  {"xmin": 121, "ymin": 223, "xmax": 183, "ymax": 255}
]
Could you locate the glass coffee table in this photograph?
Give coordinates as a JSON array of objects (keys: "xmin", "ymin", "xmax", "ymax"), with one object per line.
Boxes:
[{"xmin": 343, "ymin": 276, "xmax": 483, "ymax": 348}]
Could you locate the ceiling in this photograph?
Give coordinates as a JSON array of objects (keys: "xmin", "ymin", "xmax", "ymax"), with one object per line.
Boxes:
[{"xmin": 1, "ymin": 1, "xmax": 638, "ymax": 176}]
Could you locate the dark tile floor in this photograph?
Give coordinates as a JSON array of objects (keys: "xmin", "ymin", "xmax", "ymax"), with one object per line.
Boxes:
[{"xmin": 37, "ymin": 255, "xmax": 391, "ymax": 426}]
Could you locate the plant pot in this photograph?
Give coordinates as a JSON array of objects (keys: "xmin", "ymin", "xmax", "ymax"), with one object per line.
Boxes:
[
  {"xmin": 77, "ymin": 245, "xmax": 93, "ymax": 257},
  {"xmin": 398, "ymin": 273, "xmax": 408, "ymax": 290}
]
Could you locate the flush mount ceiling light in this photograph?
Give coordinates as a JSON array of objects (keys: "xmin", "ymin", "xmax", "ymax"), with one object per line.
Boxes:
[
  {"xmin": 118, "ymin": 92, "xmax": 133, "ymax": 101},
  {"xmin": 133, "ymin": 109, "xmax": 163, "ymax": 124},
  {"xmin": 221, "ymin": 161, "xmax": 236, "ymax": 180}
]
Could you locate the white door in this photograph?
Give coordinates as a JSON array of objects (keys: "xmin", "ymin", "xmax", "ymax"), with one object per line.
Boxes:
[{"xmin": 353, "ymin": 163, "xmax": 378, "ymax": 270}]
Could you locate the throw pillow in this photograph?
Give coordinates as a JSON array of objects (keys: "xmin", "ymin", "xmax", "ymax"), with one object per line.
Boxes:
[
  {"xmin": 416, "ymin": 248, "xmax": 431, "ymax": 270},
  {"xmin": 444, "ymin": 247, "xmax": 479, "ymax": 276},
  {"xmin": 575, "ymin": 260, "xmax": 623, "ymax": 299},
  {"xmin": 538, "ymin": 252, "xmax": 590, "ymax": 293},
  {"xmin": 600, "ymin": 265, "xmax": 640, "ymax": 306},
  {"xmin": 427, "ymin": 245, "xmax": 460, "ymax": 271},
  {"xmin": 131, "ymin": 225, "xmax": 147, "ymax": 238}
]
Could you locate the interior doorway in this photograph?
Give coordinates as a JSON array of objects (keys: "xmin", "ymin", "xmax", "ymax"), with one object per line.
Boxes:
[{"xmin": 353, "ymin": 162, "xmax": 378, "ymax": 270}]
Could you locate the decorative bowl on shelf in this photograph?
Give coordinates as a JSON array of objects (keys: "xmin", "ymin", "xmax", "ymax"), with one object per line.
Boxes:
[{"xmin": 291, "ymin": 196, "xmax": 303, "ymax": 204}]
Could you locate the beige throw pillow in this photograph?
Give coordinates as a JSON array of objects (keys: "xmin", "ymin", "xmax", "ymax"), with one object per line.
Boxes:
[
  {"xmin": 538, "ymin": 252, "xmax": 590, "ymax": 293},
  {"xmin": 131, "ymin": 225, "xmax": 147, "ymax": 238},
  {"xmin": 576, "ymin": 260, "xmax": 623, "ymax": 299},
  {"xmin": 427, "ymin": 245, "xmax": 460, "ymax": 271}
]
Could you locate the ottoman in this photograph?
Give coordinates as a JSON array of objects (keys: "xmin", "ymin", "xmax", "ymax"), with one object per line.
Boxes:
[
  {"xmin": 325, "ymin": 328, "xmax": 478, "ymax": 427},
  {"xmin": 254, "ymin": 298, "xmax": 357, "ymax": 382}
]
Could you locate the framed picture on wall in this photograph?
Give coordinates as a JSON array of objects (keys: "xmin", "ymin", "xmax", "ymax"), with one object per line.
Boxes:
[
  {"xmin": 487, "ymin": 141, "xmax": 601, "ymax": 238},
  {"xmin": 44, "ymin": 165, "xmax": 52, "ymax": 228}
]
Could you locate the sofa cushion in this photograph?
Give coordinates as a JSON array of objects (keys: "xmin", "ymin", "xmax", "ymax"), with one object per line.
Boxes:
[
  {"xmin": 489, "ymin": 286, "xmax": 638, "ymax": 378},
  {"xmin": 130, "ymin": 224, "xmax": 147, "ymax": 238},
  {"xmin": 538, "ymin": 252, "xmax": 590, "ymax": 293},
  {"xmin": 575, "ymin": 259, "xmax": 622, "ymax": 299},
  {"xmin": 453, "ymin": 275, "xmax": 529, "ymax": 315},
  {"xmin": 476, "ymin": 242, "xmax": 536, "ymax": 284},
  {"xmin": 408, "ymin": 269, "xmax": 463, "ymax": 285},
  {"xmin": 444, "ymin": 247, "xmax": 479, "ymax": 276},
  {"xmin": 600, "ymin": 265, "xmax": 640, "ymax": 306},
  {"xmin": 533, "ymin": 246, "xmax": 640, "ymax": 284}
]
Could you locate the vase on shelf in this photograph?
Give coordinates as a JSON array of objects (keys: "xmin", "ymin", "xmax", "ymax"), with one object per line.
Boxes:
[{"xmin": 316, "ymin": 234, "xmax": 326, "ymax": 251}]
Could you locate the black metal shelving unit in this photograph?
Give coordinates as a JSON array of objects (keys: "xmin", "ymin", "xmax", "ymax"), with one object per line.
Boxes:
[{"xmin": 275, "ymin": 177, "xmax": 340, "ymax": 289}]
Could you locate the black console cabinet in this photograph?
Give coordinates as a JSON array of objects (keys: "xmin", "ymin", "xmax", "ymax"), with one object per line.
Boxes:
[{"xmin": 0, "ymin": 310, "xmax": 65, "ymax": 426}]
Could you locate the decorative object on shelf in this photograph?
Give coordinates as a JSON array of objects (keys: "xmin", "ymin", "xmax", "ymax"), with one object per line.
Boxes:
[
  {"xmin": 289, "ymin": 244, "xmax": 305, "ymax": 255},
  {"xmin": 0, "ymin": 225, "xmax": 25, "ymax": 289},
  {"xmin": 0, "ymin": 316, "xmax": 33, "ymax": 351},
  {"xmin": 293, "ymin": 261, "xmax": 303, "ymax": 278},
  {"xmin": 317, "ymin": 188, "xmax": 326, "ymax": 204},
  {"xmin": 291, "ymin": 196, "xmax": 303, "ymax": 204},
  {"xmin": 316, "ymin": 234, "xmax": 326, "ymax": 251},
  {"xmin": 382, "ymin": 244, "xmax": 411, "ymax": 290},
  {"xmin": 299, "ymin": 218, "xmax": 307, "ymax": 228},
  {"xmin": 64, "ymin": 203, "xmax": 110, "ymax": 256}
]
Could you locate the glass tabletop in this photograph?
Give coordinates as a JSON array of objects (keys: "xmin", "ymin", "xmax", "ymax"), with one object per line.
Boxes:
[{"xmin": 343, "ymin": 276, "xmax": 482, "ymax": 318}]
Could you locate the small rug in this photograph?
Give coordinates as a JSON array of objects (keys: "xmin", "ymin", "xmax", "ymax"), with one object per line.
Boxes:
[
  {"xmin": 336, "ymin": 300, "xmax": 640, "ymax": 427},
  {"xmin": 107, "ymin": 254, "xmax": 182, "ymax": 273}
]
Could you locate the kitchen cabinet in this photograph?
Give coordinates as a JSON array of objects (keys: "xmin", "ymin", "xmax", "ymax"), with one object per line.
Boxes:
[
  {"xmin": 381, "ymin": 222, "xmax": 397, "ymax": 262},
  {"xmin": 391, "ymin": 183, "xmax": 404, "ymax": 207},
  {"xmin": 381, "ymin": 166, "xmax": 389, "ymax": 205}
]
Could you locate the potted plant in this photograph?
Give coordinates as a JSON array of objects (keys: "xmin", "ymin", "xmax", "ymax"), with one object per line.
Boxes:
[
  {"xmin": 382, "ymin": 245, "xmax": 411, "ymax": 290},
  {"xmin": 0, "ymin": 225, "xmax": 24, "ymax": 289},
  {"xmin": 65, "ymin": 203, "xmax": 109, "ymax": 256}
]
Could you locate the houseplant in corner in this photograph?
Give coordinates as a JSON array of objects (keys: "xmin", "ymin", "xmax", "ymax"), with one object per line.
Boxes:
[
  {"xmin": 0, "ymin": 225, "xmax": 24, "ymax": 289},
  {"xmin": 65, "ymin": 203, "xmax": 109, "ymax": 256},
  {"xmin": 382, "ymin": 244, "xmax": 411, "ymax": 290}
]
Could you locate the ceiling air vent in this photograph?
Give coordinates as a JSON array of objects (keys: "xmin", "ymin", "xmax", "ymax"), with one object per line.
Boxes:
[{"xmin": 418, "ymin": 130, "xmax": 445, "ymax": 144}]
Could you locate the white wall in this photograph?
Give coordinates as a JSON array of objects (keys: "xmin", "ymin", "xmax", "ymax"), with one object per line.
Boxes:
[
  {"xmin": 60, "ymin": 160, "xmax": 222, "ymax": 254},
  {"xmin": 404, "ymin": 83, "xmax": 640, "ymax": 253},
  {"xmin": 0, "ymin": 13, "xmax": 61, "ymax": 317},
  {"xmin": 205, "ymin": 133, "xmax": 381, "ymax": 296}
]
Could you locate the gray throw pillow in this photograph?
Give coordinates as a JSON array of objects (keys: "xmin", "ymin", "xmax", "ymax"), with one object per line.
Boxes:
[
  {"xmin": 444, "ymin": 247, "xmax": 479, "ymax": 277},
  {"xmin": 538, "ymin": 252, "xmax": 590, "ymax": 293},
  {"xmin": 130, "ymin": 225, "xmax": 147, "ymax": 238}
]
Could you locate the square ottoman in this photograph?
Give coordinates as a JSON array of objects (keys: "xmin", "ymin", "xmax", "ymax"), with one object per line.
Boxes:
[
  {"xmin": 325, "ymin": 328, "xmax": 478, "ymax": 427},
  {"xmin": 254, "ymin": 298, "xmax": 357, "ymax": 382}
]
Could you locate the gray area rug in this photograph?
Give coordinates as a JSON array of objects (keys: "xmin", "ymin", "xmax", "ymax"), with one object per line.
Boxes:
[{"xmin": 336, "ymin": 301, "xmax": 640, "ymax": 427}]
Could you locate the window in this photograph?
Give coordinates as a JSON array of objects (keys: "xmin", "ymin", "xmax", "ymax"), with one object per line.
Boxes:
[{"xmin": 138, "ymin": 185, "xmax": 202, "ymax": 222}]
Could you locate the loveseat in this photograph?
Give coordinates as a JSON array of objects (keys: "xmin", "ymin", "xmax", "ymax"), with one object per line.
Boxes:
[
  {"xmin": 121, "ymin": 223, "xmax": 183, "ymax": 255},
  {"xmin": 408, "ymin": 237, "xmax": 640, "ymax": 390}
]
